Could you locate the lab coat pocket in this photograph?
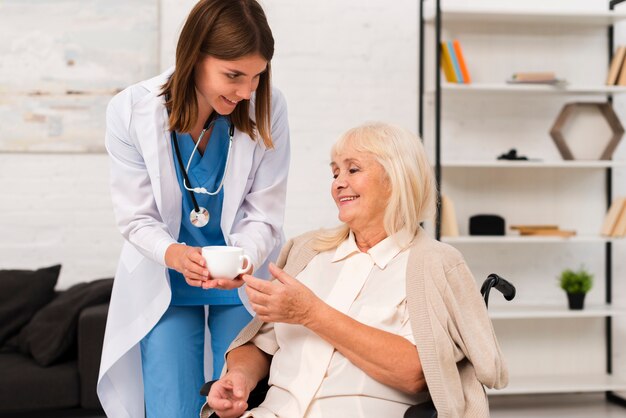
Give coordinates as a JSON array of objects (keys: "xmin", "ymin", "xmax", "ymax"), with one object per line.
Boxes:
[
  {"xmin": 357, "ymin": 306, "xmax": 401, "ymax": 334},
  {"xmin": 120, "ymin": 242, "xmax": 144, "ymax": 273}
]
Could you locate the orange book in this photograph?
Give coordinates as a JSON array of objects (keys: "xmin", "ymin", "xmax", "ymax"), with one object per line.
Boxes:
[{"xmin": 452, "ymin": 39, "xmax": 471, "ymax": 84}]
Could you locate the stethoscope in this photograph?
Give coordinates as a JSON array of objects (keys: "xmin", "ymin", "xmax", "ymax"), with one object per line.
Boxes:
[{"xmin": 170, "ymin": 113, "xmax": 235, "ymax": 228}]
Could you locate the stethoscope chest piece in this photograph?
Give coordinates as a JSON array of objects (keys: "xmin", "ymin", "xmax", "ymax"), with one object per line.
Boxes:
[
  {"xmin": 170, "ymin": 112, "xmax": 235, "ymax": 228},
  {"xmin": 190, "ymin": 207, "xmax": 210, "ymax": 228}
]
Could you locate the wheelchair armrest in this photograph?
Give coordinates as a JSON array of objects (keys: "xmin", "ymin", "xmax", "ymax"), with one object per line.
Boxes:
[
  {"xmin": 199, "ymin": 380, "xmax": 216, "ymax": 397},
  {"xmin": 202, "ymin": 380, "xmax": 436, "ymax": 418},
  {"xmin": 403, "ymin": 400, "xmax": 437, "ymax": 418}
]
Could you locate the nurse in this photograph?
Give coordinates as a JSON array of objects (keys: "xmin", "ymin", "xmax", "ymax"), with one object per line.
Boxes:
[{"xmin": 97, "ymin": 0, "xmax": 290, "ymax": 417}]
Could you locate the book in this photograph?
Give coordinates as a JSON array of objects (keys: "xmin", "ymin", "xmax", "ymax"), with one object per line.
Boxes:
[
  {"xmin": 508, "ymin": 72, "xmax": 559, "ymax": 84},
  {"xmin": 617, "ymin": 52, "xmax": 626, "ymax": 86},
  {"xmin": 511, "ymin": 225, "xmax": 559, "ymax": 232},
  {"xmin": 612, "ymin": 209, "xmax": 626, "ymax": 237},
  {"xmin": 518, "ymin": 228, "xmax": 576, "ymax": 237},
  {"xmin": 441, "ymin": 194, "xmax": 459, "ymax": 237},
  {"xmin": 447, "ymin": 41, "xmax": 464, "ymax": 83},
  {"xmin": 606, "ymin": 46, "xmax": 626, "ymax": 85},
  {"xmin": 452, "ymin": 39, "xmax": 471, "ymax": 84},
  {"xmin": 600, "ymin": 197, "xmax": 626, "ymax": 236},
  {"xmin": 440, "ymin": 42, "xmax": 457, "ymax": 83},
  {"xmin": 511, "ymin": 225, "xmax": 575, "ymax": 237}
]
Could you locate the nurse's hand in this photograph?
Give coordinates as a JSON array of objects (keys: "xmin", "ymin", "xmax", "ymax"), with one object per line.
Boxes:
[
  {"xmin": 164, "ymin": 243, "xmax": 208, "ymax": 287},
  {"xmin": 201, "ymin": 264, "xmax": 251, "ymax": 290},
  {"xmin": 202, "ymin": 276, "xmax": 245, "ymax": 290},
  {"xmin": 207, "ymin": 369, "xmax": 251, "ymax": 418}
]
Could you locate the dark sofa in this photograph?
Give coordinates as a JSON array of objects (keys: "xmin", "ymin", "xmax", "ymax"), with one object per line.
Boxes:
[{"xmin": 0, "ymin": 266, "xmax": 111, "ymax": 417}]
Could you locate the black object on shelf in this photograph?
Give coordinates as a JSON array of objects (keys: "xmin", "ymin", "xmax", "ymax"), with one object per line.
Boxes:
[
  {"xmin": 469, "ymin": 214, "xmax": 505, "ymax": 236},
  {"xmin": 497, "ymin": 148, "xmax": 528, "ymax": 160}
]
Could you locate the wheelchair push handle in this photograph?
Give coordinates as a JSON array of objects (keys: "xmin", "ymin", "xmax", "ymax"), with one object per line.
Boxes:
[{"xmin": 481, "ymin": 273, "xmax": 516, "ymax": 307}]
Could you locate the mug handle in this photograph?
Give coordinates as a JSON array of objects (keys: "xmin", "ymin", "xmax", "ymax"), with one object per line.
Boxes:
[{"xmin": 238, "ymin": 254, "xmax": 252, "ymax": 275}]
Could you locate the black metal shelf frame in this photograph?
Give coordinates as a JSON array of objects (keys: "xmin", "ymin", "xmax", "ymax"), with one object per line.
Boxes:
[{"xmin": 418, "ymin": 0, "xmax": 626, "ymax": 407}]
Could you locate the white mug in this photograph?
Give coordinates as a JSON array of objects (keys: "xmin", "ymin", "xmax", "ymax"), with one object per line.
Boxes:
[{"xmin": 202, "ymin": 246, "xmax": 251, "ymax": 280}]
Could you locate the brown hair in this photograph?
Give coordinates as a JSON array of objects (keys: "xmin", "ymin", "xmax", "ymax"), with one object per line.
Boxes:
[{"xmin": 162, "ymin": 0, "xmax": 275, "ymax": 147}]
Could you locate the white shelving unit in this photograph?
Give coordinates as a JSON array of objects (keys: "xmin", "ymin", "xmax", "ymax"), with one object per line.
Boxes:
[
  {"xmin": 442, "ymin": 235, "xmax": 618, "ymax": 243},
  {"xmin": 420, "ymin": 0, "xmax": 626, "ymax": 411},
  {"xmin": 489, "ymin": 304, "xmax": 626, "ymax": 320},
  {"xmin": 437, "ymin": 82, "xmax": 626, "ymax": 95},
  {"xmin": 487, "ymin": 374, "xmax": 626, "ymax": 396},
  {"xmin": 425, "ymin": 8, "xmax": 626, "ymax": 26},
  {"xmin": 443, "ymin": 160, "xmax": 626, "ymax": 168}
]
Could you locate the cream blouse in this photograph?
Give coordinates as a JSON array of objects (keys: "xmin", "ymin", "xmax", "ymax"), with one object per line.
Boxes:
[{"xmin": 242, "ymin": 229, "xmax": 428, "ymax": 418}]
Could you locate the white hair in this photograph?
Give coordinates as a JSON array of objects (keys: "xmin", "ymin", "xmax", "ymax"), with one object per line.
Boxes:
[{"xmin": 314, "ymin": 122, "xmax": 436, "ymax": 251}]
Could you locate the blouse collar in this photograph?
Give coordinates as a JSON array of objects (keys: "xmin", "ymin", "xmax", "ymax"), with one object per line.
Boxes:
[{"xmin": 332, "ymin": 228, "xmax": 415, "ymax": 269}]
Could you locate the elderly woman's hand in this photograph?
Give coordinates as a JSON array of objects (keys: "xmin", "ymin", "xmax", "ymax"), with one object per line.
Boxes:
[
  {"xmin": 243, "ymin": 263, "xmax": 321, "ymax": 325},
  {"xmin": 207, "ymin": 369, "xmax": 251, "ymax": 418}
]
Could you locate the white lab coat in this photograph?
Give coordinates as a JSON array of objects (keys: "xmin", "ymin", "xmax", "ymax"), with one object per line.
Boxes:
[{"xmin": 97, "ymin": 70, "xmax": 290, "ymax": 418}]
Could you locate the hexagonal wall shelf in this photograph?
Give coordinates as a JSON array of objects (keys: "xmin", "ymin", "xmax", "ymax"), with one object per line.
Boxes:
[{"xmin": 549, "ymin": 102, "xmax": 624, "ymax": 160}]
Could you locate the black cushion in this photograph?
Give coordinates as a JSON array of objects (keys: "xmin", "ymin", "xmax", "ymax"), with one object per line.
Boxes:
[
  {"xmin": 0, "ymin": 352, "xmax": 79, "ymax": 412},
  {"xmin": 0, "ymin": 265, "xmax": 61, "ymax": 346},
  {"xmin": 17, "ymin": 278, "xmax": 113, "ymax": 367}
]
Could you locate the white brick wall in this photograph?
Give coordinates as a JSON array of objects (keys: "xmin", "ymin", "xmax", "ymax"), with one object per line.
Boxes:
[
  {"xmin": 0, "ymin": 153, "xmax": 122, "ymax": 289},
  {"xmin": 265, "ymin": 0, "xmax": 419, "ymax": 237}
]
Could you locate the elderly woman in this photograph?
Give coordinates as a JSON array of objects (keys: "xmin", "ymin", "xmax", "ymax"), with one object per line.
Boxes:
[{"xmin": 202, "ymin": 122, "xmax": 507, "ymax": 418}]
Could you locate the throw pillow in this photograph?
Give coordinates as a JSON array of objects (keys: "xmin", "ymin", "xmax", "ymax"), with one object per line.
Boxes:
[
  {"xmin": 17, "ymin": 278, "xmax": 113, "ymax": 366},
  {"xmin": 0, "ymin": 265, "xmax": 61, "ymax": 346}
]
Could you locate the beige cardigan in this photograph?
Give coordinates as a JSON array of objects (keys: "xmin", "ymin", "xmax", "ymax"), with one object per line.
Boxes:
[{"xmin": 202, "ymin": 228, "xmax": 508, "ymax": 418}]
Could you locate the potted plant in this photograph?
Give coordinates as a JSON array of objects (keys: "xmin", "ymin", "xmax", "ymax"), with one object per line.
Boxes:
[{"xmin": 559, "ymin": 267, "xmax": 593, "ymax": 310}]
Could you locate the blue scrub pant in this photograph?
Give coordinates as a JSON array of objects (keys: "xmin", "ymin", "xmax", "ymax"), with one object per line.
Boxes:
[{"xmin": 140, "ymin": 304, "xmax": 252, "ymax": 418}]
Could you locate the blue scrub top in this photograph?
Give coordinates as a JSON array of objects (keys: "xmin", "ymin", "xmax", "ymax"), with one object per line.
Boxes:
[{"xmin": 169, "ymin": 116, "xmax": 241, "ymax": 306}]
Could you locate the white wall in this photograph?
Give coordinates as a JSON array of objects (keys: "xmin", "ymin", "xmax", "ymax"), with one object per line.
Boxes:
[
  {"xmin": 0, "ymin": 0, "xmax": 418, "ymax": 289},
  {"xmin": 265, "ymin": 0, "xmax": 419, "ymax": 237}
]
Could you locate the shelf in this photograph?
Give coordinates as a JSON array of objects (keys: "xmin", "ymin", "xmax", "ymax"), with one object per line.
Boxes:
[
  {"xmin": 442, "ymin": 160, "xmax": 626, "ymax": 169},
  {"xmin": 425, "ymin": 8, "xmax": 626, "ymax": 27},
  {"xmin": 434, "ymin": 83, "xmax": 626, "ymax": 95},
  {"xmin": 490, "ymin": 393, "xmax": 626, "ymax": 417},
  {"xmin": 442, "ymin": 236, "xmax": 618, "ymax": 244},
  {"xmin": 489, "ymin": 304, "xmax": 626, "ymax": 320},
  {"xmin": 487, "ymin": 374, "xmax": 626, "ymax": 396}
]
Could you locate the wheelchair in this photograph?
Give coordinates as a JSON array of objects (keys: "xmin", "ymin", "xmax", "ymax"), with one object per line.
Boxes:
[{"xmin": 201, "ymin": 274, "xmax": 516, "ymax": 418}]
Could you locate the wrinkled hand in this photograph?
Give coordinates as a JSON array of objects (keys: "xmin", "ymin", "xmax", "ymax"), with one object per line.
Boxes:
[
  {"xmin": 207, "ymin": 369, "xmax": 251, "ymax": 418},
  {"xmin": 243, "ymin": 263, "xmax": 320, "ymax": 325},
  {"xmin": 164, "ymin": 244, "xmax": 246, "ymax": 290}
]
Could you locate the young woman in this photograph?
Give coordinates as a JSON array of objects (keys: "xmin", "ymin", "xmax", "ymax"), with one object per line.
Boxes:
[{"xmin": 98, "ymin": 1, "xmax": 290, "ymax": 417}]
